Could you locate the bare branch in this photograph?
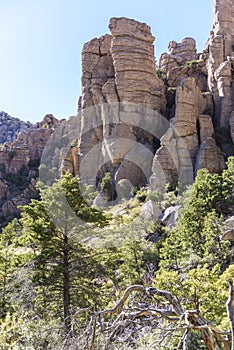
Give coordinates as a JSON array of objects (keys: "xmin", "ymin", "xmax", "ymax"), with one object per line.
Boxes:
[{"xmin": 73, "ymin": 284, "xmax": 231, "ymax": 350}]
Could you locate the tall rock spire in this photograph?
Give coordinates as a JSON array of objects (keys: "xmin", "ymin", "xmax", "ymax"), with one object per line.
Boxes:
[
  {"xmin": 213, "ymin": 0, "xmax": 234, "ymax": 58},
  {"xmin": 207, "ymin": 0, "xmax": 234, "ymax": 127}
]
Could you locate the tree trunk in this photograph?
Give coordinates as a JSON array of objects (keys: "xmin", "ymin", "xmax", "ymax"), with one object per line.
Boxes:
[{"xmin": 63, "ymin": 232, "xmax": 71, "ymax": 335}]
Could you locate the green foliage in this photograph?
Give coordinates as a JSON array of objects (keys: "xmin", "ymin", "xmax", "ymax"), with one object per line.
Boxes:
[
  {"xmin": 156, "ymin": 68, "xmax": 166, "ymax": 79},
  {"xmin": 0, "ymin": 219, "xmax": 23, "ymax": 317},
  {"xmin": 116, "ymin": 220, "xmax": 162, "ymax": 286},
  {"xmin": 185, "ymin": 59, "xmax": 203, "ymax": 69},
  {"xmin": 100, "ymin": 172, "xmax": 115, "ymax": 192},
  {"xmin": 1, "ymin": 174, "xmax": 112, "ymax": 336},
  {"xmin": 0, "ymin": 312, "xmax": 63, "ymax": 349},
  {"xmin": 100, "ymin": 171, "xmax": 116, "ymax": 201},
  {"xmin": 42, "ymin": 123, "xmax": 48, "ymax": 128},
  {"xmin": 70, "ymin": 139, "xmax": 78, "ymax": 147},
  {"xmin": 0, "ymin": 157, "xmax": 234, "ymax": 348},
  {"xmin": 160, "ymin": 159, "xmax": 234, "ymax": 269},
  {"xmin": 155, "ymin": 264, "xmax": 222, "ymax": 325}
]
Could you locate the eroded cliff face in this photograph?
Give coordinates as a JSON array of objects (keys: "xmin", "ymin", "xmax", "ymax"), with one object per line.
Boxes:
[
  {"xmin": 79, "ymin": 17, "xmax": 165, "ymax": 189},
  {"xmin": 207, "ymin": 0, "xmax": 234, "ymax": 127},
  {"xmin": 78, "ymin": 0, "xmax": 234, "ymax": 195},
  {"xmin": 0, "ymin": 114, "xmax": 61, "ymax": 228}
]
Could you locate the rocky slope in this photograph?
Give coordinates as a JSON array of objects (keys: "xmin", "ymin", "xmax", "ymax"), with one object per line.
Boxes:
[
  {"xmin": 0, "ymin": 111, "xmax": 32, "ymax": 143},
  {"xmin": 0, "ymin": 114, "xmax": 61, "ymax": 228}
]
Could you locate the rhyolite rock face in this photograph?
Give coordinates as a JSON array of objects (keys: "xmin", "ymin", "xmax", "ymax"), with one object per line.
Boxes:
[
  {"xmin": 0, "ymin": 111, "xmax": 32, "ymax": 143},
  {"xmin": 0, "ymin": 114, "xmax": 61, "ymax": 229},
  {"xmin": 206, "ymin": 0, "xmax": 234, "ymax": 127},
  {"xmin": 79, "ymin": 17, "xmax": 165, "ymax": 190},
  {"xmin": 78, "ymin": 3, "xmax": 234, "ymax": 195}
]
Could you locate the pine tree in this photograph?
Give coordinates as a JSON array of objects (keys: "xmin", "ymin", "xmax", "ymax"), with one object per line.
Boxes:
[
  {"xmin": 160, "ymin": 157, "xmax": 234, "ymax": 269},
  {"xmin": 16, "ymin": 173, "xmax": 110, "ymax": 334}
]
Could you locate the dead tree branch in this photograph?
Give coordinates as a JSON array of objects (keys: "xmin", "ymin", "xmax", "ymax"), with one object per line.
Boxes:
[{"xmin": 73, "ymin": 284, "xmax": 231, "ymax": 350}]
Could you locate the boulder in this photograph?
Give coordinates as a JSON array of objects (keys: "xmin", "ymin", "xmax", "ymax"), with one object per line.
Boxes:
[
  {"xmin": 220, "ymin": 216, "xmax": 234, "ymax": 241},
  {"xmin": 140, "ymin": 200, "xmax": 162, "ymax": 223},
  {"xmin": 160, "ymin": 205, "xmax": 182, "ymax": 227}
]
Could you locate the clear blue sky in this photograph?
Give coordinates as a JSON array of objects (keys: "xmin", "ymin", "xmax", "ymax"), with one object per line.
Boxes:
[{"xmin": 0, "ymin": 0, "xmax": 213, "ymax": 123}]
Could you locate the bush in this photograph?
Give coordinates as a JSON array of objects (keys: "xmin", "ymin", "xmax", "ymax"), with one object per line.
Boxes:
[
  {"xmin": 185, "ymin": 59, "xmax": 203, "ymax": 69},
  {"xmin": 156, "ymin": 68, "xmax": 166, "ymax": 79}
]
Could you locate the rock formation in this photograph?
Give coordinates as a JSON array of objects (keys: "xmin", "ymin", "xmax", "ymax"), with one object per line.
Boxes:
[
  {"xmin": 150, "ymin": 0, "xmax": 234, "ymax": 190},
  {"xmin": 79, "ymin": 17, "xmax": 165, "ymax": 191},
  {"xmin": 76, "ymin": 2, "xmax": 234, "ymax": 196},
  {"xmin": 1, "ymin": 0, "xmax": 234, "ymax": 220},
  {"xmin": 0, "ymin": 114, "xmax": 61, "ymax": 229},
  {"xmin": 206, "ymin": 0, "xmax": 234, "ymax": 127},
  {"xmin": 0, "ymin": 111, "xmax": 32, "ymax": 143}
]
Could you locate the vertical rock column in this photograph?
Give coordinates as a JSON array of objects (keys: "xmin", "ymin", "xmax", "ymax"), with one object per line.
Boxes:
[
  {"xmin": 79, "ymin": 17, "xmax": 166, "ymax": 189},
  {"xmin": 79, "ymin": 34, "xmax": 115, "ymax": 164},
  {"xmin": 207, "ymin": 0, "xmax": 234, "ymax": 127},
  {"xmin": 109, "ymin": 17, "xmax": 164, "ymax": 111},
  {"xmin": 150, "ymin": 77, "xmax": 201, "ymax": 191}
]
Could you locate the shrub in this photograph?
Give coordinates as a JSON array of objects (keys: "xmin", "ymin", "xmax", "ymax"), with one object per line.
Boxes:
[
  {"xmin": 185, "ymin": 59, "xmax": 203, "ymax": 69},
  {"xmin": 156, "ymin": 68, "xmax": 166, "ymax": 79}
]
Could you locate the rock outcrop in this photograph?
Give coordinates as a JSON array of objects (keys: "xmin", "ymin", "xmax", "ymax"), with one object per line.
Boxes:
[
  {"xmin": 0, "ymin": 114, "xmax": 61, "ymax": 229},
  {"xmin": 0, "ymin": 111, "xmax": 32, "ymax": 143},
  {"xmin": 206, "ymin": 0, "xmax": 234, "ymax": 127},
  {"xmin": 79, "ymin": 17, "xmax": 165, "ymax": 190},
  {"xmin": 150, "ymin": 0, "xmax": 234, "ymax": 190},
  {"xmin": 109, "ymin": 17, "xmax": 164, "ymax": 110},
  {"xmin": 77, "ymin": 5, "xmax": 234, "ymax": 195},
  {"xmin": 159, "ymin": 37, "xmax": 198, "ymax": 75},
  {"xmin": 1, "ymin": 1, "xmax": 234, "ymax": 222}
]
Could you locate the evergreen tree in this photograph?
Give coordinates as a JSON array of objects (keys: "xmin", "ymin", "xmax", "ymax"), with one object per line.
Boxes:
[
  {"xmin": 15, "ymin": 173, "xmax": 110, "ymax": 334},
  {"xmin": 0, "ymin": 219, "xmax": 24, "ymax": 317},
  {"xmin": 160, "ymin": 157, "xmax": 234, "ymax": 269}
]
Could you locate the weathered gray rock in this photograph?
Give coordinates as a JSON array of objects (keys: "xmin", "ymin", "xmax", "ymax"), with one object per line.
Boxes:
[
  {"xmin": 150, "ymin": 77, "xmax": 201, "ymax": 191},
  {"xmin": 159, "ymin": 38, "xmax": 198, "ymax": 72},
  {"xmin": 214, "ymin": 60, "xmax": 233, "ymax": 127},
  {"xmin": 220, "ymin": 216, "xmax": 234, "ymax": 241},
  {"xmin": 161, "ymin": 205, "xmax": 182, "ymax": 227},
  {"xmin": 140, "ymin": 200, "xmax": 162, "ymax": 223},
  {"xmin": 166, "ymin": 60, "xmax": 208, "ymax": 92},
  {"xmin": 116, "ymin": 179, "xmax": 134, "ymax": 200},
  {"xmin": 168, "ymin": 38, "xmax": 198, "ymax": 61},
  {"xmin": 195, "ymin": 137, "xmax": 225, "ymax": 174},
  {"xmin": 199, "ymin": 114, "xmax": 214, "ymax": 143},
  {"xmin": 213, "ymin": 0, "xmax": 234, "ymax": 57},
  {"xmin": 109, "ymin": 17, "xmax": 164, "ymax": 111}
]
